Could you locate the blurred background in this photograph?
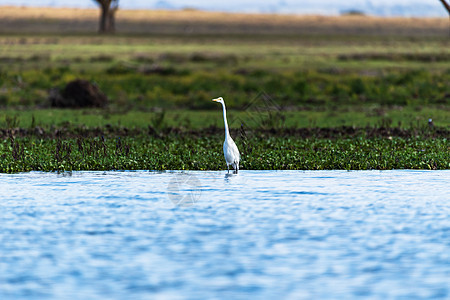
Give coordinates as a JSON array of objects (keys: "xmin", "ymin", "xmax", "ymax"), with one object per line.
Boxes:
[
  {"xmin": 0, "ymin": 0, "xmax": 448, "ymax": 16},
  {"xmin": 0, "ymin": 0, "xmax": 448, "ymax": 129}
]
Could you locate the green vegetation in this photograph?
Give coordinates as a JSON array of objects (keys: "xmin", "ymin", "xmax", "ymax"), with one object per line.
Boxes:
[
  {"xmin": 1, "ymin": 106, "xmax": 449, "ymax": 129},
  {"xmin": 0, "ymin": 35, "xmax": 449, "ymax": 111},
  {"xmin": 2, "ymin": 134, "xmax": 448, "ymax": 173},
  {"xmin": 0, "ymin": 10, "xmax": 448, "ymax": 172}
]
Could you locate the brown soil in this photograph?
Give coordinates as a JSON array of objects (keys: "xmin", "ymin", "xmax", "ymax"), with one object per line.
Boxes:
[{"xmin": 2, "ymin": 126, "xmax": 448, "ymax": 140}]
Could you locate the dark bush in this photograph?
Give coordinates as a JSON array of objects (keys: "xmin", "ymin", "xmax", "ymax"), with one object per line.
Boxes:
[{"xmin": 49, "ymin": 79, "xmax": 108, "ymax": 108}]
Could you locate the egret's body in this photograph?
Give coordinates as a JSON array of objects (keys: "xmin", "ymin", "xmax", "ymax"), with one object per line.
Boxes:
[{"xmin": 213, "ymin": 97, "xmax": 240, "ymax": 173}]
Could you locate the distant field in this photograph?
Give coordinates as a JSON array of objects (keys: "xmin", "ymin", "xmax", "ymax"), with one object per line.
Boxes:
[{"xmin": 0, "ymin": 6, "xmax": 448, "ymax": 36}]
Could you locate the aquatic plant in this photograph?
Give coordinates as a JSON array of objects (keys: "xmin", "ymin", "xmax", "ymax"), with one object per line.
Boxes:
[{"xmin": 0, "ymin": 132, "xmax": 448, "ymax": 173}]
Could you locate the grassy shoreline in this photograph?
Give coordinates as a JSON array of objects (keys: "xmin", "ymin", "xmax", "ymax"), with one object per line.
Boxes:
[{"xmin": 1, "ymin": 126, "xmax": 448, "ymax": 173}]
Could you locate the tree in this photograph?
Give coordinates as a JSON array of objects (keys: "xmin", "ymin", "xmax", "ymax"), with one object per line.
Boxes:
[
  {"xmin": 93, "ymin": 0, "xmax": 119, "ymax": 33},
  {"xmin": 439, "ymin": 0, "xmax": 450, "ymax": 15}
]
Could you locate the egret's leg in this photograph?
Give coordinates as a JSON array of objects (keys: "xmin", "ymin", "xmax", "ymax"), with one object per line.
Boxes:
[
  {"xmin": 227, "ymin": 164, "xmax": 229, "ymax": 173},
  {"xmin": 232, "ymin": 161, "xmax": 238, "ymax": 174}
]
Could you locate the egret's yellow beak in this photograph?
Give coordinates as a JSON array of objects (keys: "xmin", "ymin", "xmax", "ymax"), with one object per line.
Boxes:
[{"xmin": 212, "ymin": 98, "xmax": 220, "ymax": 102}]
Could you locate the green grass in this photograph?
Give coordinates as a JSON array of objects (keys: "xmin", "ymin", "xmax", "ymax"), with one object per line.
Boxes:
[
  {"xmin": 1, "ymin": 106, "xmax": 449, "ymax": 129},
  {"xmin": 2, "ymin": 65, "xmax": 448, "ymax": 109},
  {"xmin": 0, "ymin": 34, "xmax": 448, "ymax": 110}
]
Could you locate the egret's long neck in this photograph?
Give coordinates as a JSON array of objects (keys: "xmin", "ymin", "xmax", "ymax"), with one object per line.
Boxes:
[{"xmin": 221, "ymin": 102, "xmax": 230, "ymax": 140}]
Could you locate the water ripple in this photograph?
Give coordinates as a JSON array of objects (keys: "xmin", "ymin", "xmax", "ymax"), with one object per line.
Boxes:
[{"xmin": 0, "ymin": 170, "xmax": 449, "ymax": 299}]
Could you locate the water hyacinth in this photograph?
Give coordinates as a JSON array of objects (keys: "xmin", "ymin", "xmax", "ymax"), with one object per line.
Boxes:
[{"xmin": 1, "ymin": 133, "xmax": 448, "ymax": 173}]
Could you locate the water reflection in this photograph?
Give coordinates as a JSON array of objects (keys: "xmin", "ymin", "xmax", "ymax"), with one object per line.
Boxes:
[{"xmin": 224, "ymin": 172, "xmax": 239, "ymax": 181}]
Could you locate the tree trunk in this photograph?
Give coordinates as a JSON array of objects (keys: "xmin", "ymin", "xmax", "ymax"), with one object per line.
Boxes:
[
  {"xmin": 99, "ymin": 4, "xmax": 109, "ymax": 33},
  {"xmin": 95, "ymin": 0, "xmax": 118, "ymax": 34},
  {"xmin": 107, "ymin": 2, "xmax": 118, "ymax": 33}
]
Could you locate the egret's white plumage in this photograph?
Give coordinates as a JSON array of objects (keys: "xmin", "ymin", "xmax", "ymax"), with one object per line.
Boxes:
[{"xmin": 212, "ymin": 97, "xmax": 240, "ymax": 173}]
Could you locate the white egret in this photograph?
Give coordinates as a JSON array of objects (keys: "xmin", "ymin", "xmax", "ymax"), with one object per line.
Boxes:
[{"xmin": 212, "ymin": 97, "xmax": 240, "ymax": 174}]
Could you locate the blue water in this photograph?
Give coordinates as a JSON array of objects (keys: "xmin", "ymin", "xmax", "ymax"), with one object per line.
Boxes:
[{"xmin": 0, "ymin": 170, "xmax": 449, "ymax": 299}]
